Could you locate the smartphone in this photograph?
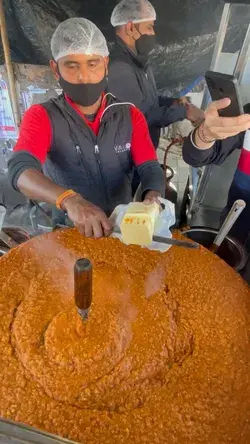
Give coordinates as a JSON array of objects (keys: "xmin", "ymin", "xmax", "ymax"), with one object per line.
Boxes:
[{"xmin": 205, "ymin": 71, "xmax": 244, "ymax": 117}]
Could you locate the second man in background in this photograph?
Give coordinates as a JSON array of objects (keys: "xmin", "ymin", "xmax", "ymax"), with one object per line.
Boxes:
[{"xmin": 108, "ymin": 0, "xmax": 203, "ymax": 150}]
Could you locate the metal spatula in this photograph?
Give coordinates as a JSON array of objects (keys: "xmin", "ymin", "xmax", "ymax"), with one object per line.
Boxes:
[
  {"xmin": 113, "ymin": 227, "xmax": 198, "ymax": 249},
  {"xmin": 210, "ymin": 199, "xmax": 246, "ymax": 253}
]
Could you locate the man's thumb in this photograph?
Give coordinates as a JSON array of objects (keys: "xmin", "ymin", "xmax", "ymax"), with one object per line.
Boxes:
[{"xmin": 206, "ymin": 98, "xmax": 231, "ymax": 115}]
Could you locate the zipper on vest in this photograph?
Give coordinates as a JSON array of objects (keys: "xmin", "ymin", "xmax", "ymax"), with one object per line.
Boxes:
[
  {"xmin": 94, "ymin": 144, "xmax": 109, "ymax": 205},
  {"xmin": 75, "ymin": 145, "xmax": 81, "ymax": 164},
  {"xmin": 75, "ymin": 144, "xmax": 93, "ymax": 184}
]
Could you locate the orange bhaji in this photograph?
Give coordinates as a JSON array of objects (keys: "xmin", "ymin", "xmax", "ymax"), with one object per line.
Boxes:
[{"xmin": 0, "ymin": 228, "xmax": 250, "ymax": 443}]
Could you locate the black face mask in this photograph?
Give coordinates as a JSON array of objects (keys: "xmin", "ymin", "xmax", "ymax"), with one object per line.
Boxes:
[
  {"xmin": 134, "ymin": 27, "xmax": 156, "ymax": 56},
  {"xmin": 58, "ymin": 74, "xmax": 107, "ymax": 107}
]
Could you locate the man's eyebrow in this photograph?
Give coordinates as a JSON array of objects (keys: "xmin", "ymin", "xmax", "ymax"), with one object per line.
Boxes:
[{"xmin": 64, "ymin": 60, "xmax": 80, "ymax": 66}]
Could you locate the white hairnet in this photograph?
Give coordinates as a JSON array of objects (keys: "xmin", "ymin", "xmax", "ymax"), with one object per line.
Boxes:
[
  {"xmin": 51, "ymin": 18, "xmax": 109, "ymax": 61},
  {"xmin": 111, "ymin": 0, "xmax": 156, "ymax": 27}
]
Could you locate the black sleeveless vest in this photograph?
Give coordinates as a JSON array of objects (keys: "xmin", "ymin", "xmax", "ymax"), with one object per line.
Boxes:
[{"xmin": 41, "ymin": 93, "xmax": 134, "ymax": 216}]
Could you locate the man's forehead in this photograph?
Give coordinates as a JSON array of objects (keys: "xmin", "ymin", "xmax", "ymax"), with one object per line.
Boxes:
[
  {"xmin": 59, "ymin": 53, "xmax": 103, "ymax": 63},
  {"xmin": 133, "ymin": 20, "xmax": 155, "ymax": 26}
]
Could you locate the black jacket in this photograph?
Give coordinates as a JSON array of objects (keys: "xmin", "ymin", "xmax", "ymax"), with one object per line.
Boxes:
[
  {"xmin": 109, "ymin": 37, "xmax": 187, "ymax": 148},
  {"xmin": 182, "ymin": 131, "xmax": 250, "ymax": 245},
  {"xmin": 182, "ymin": 131, "xmax": 244, "ymax": 167},
  {"xmin": 8, "ymin": 94, "xmax": 165, "ymax": 219}
]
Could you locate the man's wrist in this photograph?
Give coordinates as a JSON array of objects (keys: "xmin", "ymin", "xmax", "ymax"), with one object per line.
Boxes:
[
  {"xmin": 192, "ymin": 126, "xmax": 215, "ymax": 150},
  {"xmin": 56, "ymin": 189, "xmax": 78, "ymax": 210},
  {"xmin": 144, "ymin": 190, "xmax": 161, "ymax": 199},
  {"xmin": 198, "ymin": 123, "xmax": 216, "ymax": 144},
  {"xmin": 57, "ymin": 190, "xmax": 84, "ymax": 211},
  {"xmin": 143, "ymin": 190, "xmax": 162, "ymax": 205}
]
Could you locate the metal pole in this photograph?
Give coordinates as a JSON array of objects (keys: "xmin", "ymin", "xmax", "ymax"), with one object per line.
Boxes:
[
  {"xmin": 190, "ymin": 3, "xmax": 231, "ymax": 225},
  {"xmin": 201, "ymin": 3, "xmax": 231, "ymax": 110},
  {"xmin": 208, "ymin": 3, "xmax": 231, "ymax": 72},
  {"xmin": 234, "ymin": 22, "xmax": 250, "ymax": 84},
  {"xmin": 0, "ymin": 0, "xmax": 21, "ymax": 129}
]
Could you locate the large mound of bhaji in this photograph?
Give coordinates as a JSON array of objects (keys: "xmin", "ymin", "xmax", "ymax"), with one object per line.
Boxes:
[{"xmin": 1, "ymin": 228, "xmax": 250, "ymax": 444}]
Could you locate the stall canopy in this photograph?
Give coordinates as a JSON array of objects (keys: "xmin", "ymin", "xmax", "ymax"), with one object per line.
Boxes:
[{"xmin": 2, "ymin": 0, "xmax": 250, "ymax": 95}]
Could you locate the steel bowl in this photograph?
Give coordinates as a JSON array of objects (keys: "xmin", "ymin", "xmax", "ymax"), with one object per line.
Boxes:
[
  {"xmin": 182, "ymin": 227, "xmax": 247, "ymax": 272},
  {"xmin": 0, "ymin": 246, "xmax": 8, "ymax": 256},
  {"xmin": 0, "ymin": 227, "xmax": 30, "ymax": 256},
  {"xmin": 29, "ymin": 202, "xmax": 53, "ymax": 233}
]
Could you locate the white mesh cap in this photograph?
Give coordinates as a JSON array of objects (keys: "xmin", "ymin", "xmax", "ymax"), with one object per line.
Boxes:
[
  {"xmin": 51, "ymin": 18, "xmax": 109, "ymax": 61},
  {"xmin": 111, "ymin": 0, "xmax": 156, "ymax": 27}
]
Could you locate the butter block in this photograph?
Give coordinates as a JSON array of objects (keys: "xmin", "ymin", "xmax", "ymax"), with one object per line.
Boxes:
[{"xmin": 120, "ymin": 202, "xmax": 160, "ymax": 246}]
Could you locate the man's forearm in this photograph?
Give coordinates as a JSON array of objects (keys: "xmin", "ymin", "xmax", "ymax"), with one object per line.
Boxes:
[
  {"xmin": 17, "ymin": 169, "xmax": 67, "ymax": 204},
  {"xmin": 146, "ymin": 103, "xmax": 186, "ymax": 127},
  {"xmin": 158, "ymin": 96, "xmax": 175, "ymax": 108},
  {"xmin": 8, "ymin": 151, "xmax": 67, "ymax": 204},
  {"xmin": 182, "ymin": 130, "xmax": 217, "ymax": 167},
  {"xmin": 137, "ymin": 161, "xmax": 165, "ymax": 199}
]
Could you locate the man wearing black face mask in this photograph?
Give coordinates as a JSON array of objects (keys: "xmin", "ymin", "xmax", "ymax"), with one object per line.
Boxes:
[
  {"xmin": 109, "ymin": 0, "xmax": 204, "ymax": 151},
  {"xmin": 8, "ymin": 18, "xmax": 165, "ymax": 238}
]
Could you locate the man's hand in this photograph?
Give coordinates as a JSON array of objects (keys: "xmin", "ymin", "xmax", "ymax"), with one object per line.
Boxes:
[
  {"xmin": 172, "ymin": 97, "xmax": 204, "ymax": 125},
  {"xmin": 200, "ymin": 98, "xmax": 250, "ymax": 141},
  {"xmin": 63, "ymin": 194, "xmax": 113, "ymax": 238},
  {"xmin": 143, "ymin": 190, "xmax": 161, "ymax": 205},
  {"xmin": 186, "ymin": 104, "xmax": 204, "ymax": 126},
  {"xmin": 177, "ymin": 96, "xmax": 191, "ymax": 106}
]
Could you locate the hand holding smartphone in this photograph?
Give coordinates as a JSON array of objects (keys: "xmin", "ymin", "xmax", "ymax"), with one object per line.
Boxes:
[
  {"xmin": 193, "ymin": 71, "xmax": 250, "ymax": 147},
  {"xmin": 205, "ymin": 71, "xmax": 244, "ymax": 117}
]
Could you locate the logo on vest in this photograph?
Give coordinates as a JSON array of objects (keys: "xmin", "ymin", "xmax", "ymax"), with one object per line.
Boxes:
[{"xmin": 114, "ymin": 142, "xmax": 131, "ymax": 154}]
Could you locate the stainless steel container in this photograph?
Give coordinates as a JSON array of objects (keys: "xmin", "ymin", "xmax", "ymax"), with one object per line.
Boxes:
[
  {"xmin": 0, "ymin": 246, "xmax": 8, "ymax": 256},
  {"xmin": 182, "ymin": 227, "xmax": 247, "ymax": 272},
  {"xmin": 29, "ymin": 202, "xmax": 53, "ymax": 233},
  {"xmin": 0, "ymin": 227, "xmax": 30, "ymax": 256},
  {"xmin": 1, "ymin": 227, "xmax": 30, "ymax": 244},
  {"xmin": 0, "ymin": 418, "xmax": 78, "ymax": 444}
]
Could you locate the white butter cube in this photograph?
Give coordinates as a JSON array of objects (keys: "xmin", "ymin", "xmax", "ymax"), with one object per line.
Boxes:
[{"xmin": 120, "ymin": 202, "xmax": 160, "ymax": 246}]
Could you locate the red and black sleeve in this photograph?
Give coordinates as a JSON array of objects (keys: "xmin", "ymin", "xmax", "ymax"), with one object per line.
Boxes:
[
  {"xmin": 14, "ymin": 104, "xmax": 52, "ymax": 162},
  {"xmin": 8, "ymin": 105, "xmax": 52, "ymax": 190},
  {"xmin": 130, "ymin": 106, "xmax": 165, "ymax": 198}
]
